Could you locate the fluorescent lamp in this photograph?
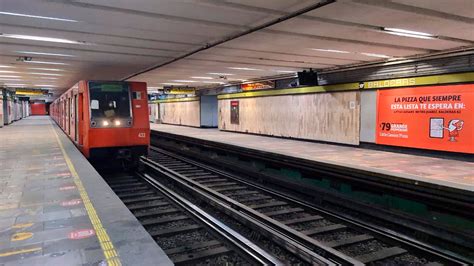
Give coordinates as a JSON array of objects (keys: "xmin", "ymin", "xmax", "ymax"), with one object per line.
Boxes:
[
  {"xmin": 38, "ymin": 77, "xmax": 58, "ymax": 80},
  {"xmin": 310, "ymin": 48, "xmax": 350, "ymax": 54},
  {"xmin": 24, "ymin": 61, "xmax": 69, "ymax": 65},
  {"xmin": 190, "ymin": 76, "xmax": 213, "ymax": 79},
  {"xmin": 0, "ymin": 65, "xmax": 15, "ymax": 68},
  {"xmin": 202, "ymin": 81, "xmax": 225, "ymax": 84},
  {"xmin": 207, "ymin": 72, "xmax": 234, "ymax": 76},
  {"xmin": 0, "ymin": 78, "xmax": 22, "ymax": 81},
  {"xmin": 0, "ymin": 70, "xmax": 18, "ymax": 73},
  {"xmin": 228, "ymin": 67, "xmax": 261, "ymax": 71},
  {"xmin": 0, "ymin": 75, "xmax": 21, "ymax": 78},
  {"xmin": 383, "ymin": 27, "xmax": 435, "ymax": 39},
  {"xmin": 29, "ymin": 72, "xmax": 63, "ymax": 76},
  {"xmin": 161, "ymin": 83, "xmax": 184, "ymax": 86},
  {"xmin": 385, "ymin": 31, "xmax": 435, "ymax": 39},
  {"xmin": 5, "ymin": 83, "xmax": 27, "ymax": 86},
  {"xmin": 28, "ymin": 68, "xmax": 65, "ymax": 71},
  {"xmin": 275, "ymin": 70, "xmax": 296, "ymax": 73},
  {"xmin": 34, "ymin": 84, "xmax": 58, "ymax": 87},
  {"xmin": 384, "ymin": 28, "xmax": 433, "ymax": 37},
  {"xmin": 171, "ymin": 80, "xmax": 196, "ymax": 83},
  {"xmin": 0, "ymin": 34, "xmax": 87, "ymax": 44},
  {"xmin": 360, "ymin": 52, "xmax": 391, "ymax": 58},
  {"xmin": 0, "ymin": 11, "xmax": 78, "ymax": 22},
  {"xmin": 16, "ymin": 51, "xmax": 76, "ymax": 57}
]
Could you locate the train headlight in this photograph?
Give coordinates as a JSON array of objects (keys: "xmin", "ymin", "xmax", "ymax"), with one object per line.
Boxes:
[
  {"xmin": 114, "ymin": 120, "xmax": 121, "ymax": 126},
  {"xmin": 102, "ymin": 120, "xmax": 109, "ymax": 126}
]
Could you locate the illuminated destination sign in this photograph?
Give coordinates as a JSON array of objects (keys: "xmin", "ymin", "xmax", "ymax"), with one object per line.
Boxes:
[
  {"xmin": 15, "ymin": 89, "xmax": 49, "ymax": 96},
  {"xmin": 241, "ymin": 81, "xmax": 274, "ymax": 91},
  {"xmin": 163, "ymin": 86, "xmax": 196, "ymax": 95}
]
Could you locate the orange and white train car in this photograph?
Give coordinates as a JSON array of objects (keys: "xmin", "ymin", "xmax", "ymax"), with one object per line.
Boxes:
[{"xmin": 50, "ymin": 81, "xmax": 150, "ymax": 164}]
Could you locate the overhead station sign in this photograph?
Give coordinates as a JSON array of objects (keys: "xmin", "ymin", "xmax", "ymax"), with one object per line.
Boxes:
[
  {"xmin": 163, "ymin": 86, "xmax": 196, "ymax": 95},
  {"xmin": 15, "ymin": 89, "xmax": 49, "ymax": 96},
  {"xmin": 241, "ymin": 81, "xmax": 274, "ymax": 91},
  {"xmin": 376, "ymin": 84, "xmax": 473, "ymax": 154}
]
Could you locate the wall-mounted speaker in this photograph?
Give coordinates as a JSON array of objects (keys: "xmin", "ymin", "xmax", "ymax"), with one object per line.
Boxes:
[{"xmin": 297, "ymin": 69, "xmax": 319, "ymax": 86}]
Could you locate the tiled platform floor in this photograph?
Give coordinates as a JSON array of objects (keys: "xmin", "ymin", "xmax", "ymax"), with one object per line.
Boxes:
[
  {"xmin": 0, "ymin": 116, "xmax": 172, "ymax": 265},
  {"xmin": 151, "ymin": 123, "xmax": 474, "ymax": 192}
]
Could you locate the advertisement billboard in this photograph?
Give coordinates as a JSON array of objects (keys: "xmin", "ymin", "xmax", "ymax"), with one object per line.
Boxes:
[{"xmin": 376, "ymin": 84, "xmax": 473, "ymax": 153}]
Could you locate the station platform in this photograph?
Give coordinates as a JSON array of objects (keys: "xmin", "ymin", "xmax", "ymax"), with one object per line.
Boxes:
[
  {"xmin": 150, "ymin": 123, "xmax": 474, "ymax": 193},
  {"xmin": 0, "ymin": 116, "xmax": 172, "ymax": 266}
]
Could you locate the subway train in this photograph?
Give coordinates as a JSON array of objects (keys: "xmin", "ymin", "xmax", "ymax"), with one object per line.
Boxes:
[{"xmin": 50, "ymin": 80, "xmax": 150, "ymax": 167}]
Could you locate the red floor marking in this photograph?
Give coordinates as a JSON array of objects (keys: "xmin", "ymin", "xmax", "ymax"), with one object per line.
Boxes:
[
  {"xmin": 68, "ymin": 229, "xmax": 95, "ymax": 240},
  {"xmin": 59, "ymin": 185, "xmax": 76, "ymax": 191},
  {"xmin": 60, "ymin": 199, "xmax": 82, "ymax": 207}
]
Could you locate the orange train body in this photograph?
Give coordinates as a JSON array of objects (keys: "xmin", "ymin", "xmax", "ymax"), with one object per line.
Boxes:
[{"xmin": 50, "ymin": 81, "xmax": 150, "ymax": 162}]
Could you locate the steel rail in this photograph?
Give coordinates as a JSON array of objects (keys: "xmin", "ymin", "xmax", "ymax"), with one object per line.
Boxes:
[
  {"xmin": 151, "ymin": 146, "xmax": 473, "ymax": 265},
  {"xmin": 141, "ymin": 156, "xmax": 359, "ymax": 265},
  {"xmin": 134, "ymin": 172, "xmax": 283, "ymax": 266}
]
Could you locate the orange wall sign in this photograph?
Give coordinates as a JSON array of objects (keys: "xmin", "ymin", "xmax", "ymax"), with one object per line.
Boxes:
[{"xmin": 376, "ymin": 84, "xmax": 473, "ymax": 154}]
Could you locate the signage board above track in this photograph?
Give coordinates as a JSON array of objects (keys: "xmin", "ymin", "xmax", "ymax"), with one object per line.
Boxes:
[
  {"xmin": 361, "ymin": 72, "xmax": 474, "ymax": 89},
  {"xmin": 163, "ymin": 86, "xmax": 196, "ymax": 95},
  {"xmin": 218, "ymin": 72, "xmax": 474, "ymax": 100},
  {"xmin": 241, "ymin": 81, "xmax": 275, "ymax": 91},
  {"xmin": 15, "ymin": 89, "xmax": 48, "ymax": 96}
]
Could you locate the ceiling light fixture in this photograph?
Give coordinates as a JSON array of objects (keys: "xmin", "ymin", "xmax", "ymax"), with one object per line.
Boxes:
[
  {"xmin": 0, "ymin": 78, "xmax": 22, "ymax": 81},
  {"xmin": 4, "ymin": 83, "xmax": 27, "ymax": 87},
  {"xmin": 383, "ymin": 28, "xmax": 435, "ymax": 39},
  {"xmin": 190, "ymin": 76, "xmax": 213, "ymax": 79},
  {"xmin": 202, "ymin": 81, "xmax": 225, "ymax": 84},
  {"xmin": 0, "ymin": 70, "xmax": 18, "ymax": 73},
  {"xmin": 161, "ymin": 83, "xmax": 184, "ymax": 86},
  {"xmin": 228, "ymin": 67, "xmax": 261, "ymax": 71},
  {"xmin": 171, "ymin": 80, "xmax": 196, "ymax": 83},
  {"xmin": 24, "ymin": 61, "xmax": 69, "ymax": 65},
  {"xmin": 0, "ymin": 34, "xmax": 87, "ymax": 44},
  {"xmin": 360, "ymin": 52, "xmax": 391, "ymax": 58},
  {"xmin": 34, "ymin": 84, "xmax": 58, "ymax": 87},
  {"xmin": 29, "ymin": 72, "xmax": 63, "ymax": 76},
  {"xmin": 38, "ymin": 77, "xmax": 58, "ymax": 80},
  {"xmin": 0, "ymin": 11, "xmax": 78, "ymax": 22},
  {"xmin": 275, "ymin": 70, "xmax": 296, "ymax": 73},
  {"xmin": 384, "ymin": 31, "xmax": 435, "ymax": 39},
  {"xmin": 310, "ymin": 48, "xmax": 350, "ymax": 53},
  {"xmin": 0, "ymin": 75, "xmax": 21, "ymax": 78},
  {"xmin": 16, "ymin": 51, "xmax": 76, "ymax": 57},
  {"xmin": 0, "ymin": 65, "xmax": 15, "ymax": 68},
  {"xmin": 207, "ymin": 72, "xmax": 235, "ymax": 76},
  {"xmin": 28, "ymin": 67, "xmax": 65, "ymax": 71}
]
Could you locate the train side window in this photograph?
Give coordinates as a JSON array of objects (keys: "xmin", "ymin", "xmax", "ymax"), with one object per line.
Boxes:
[{"xmin": 133, "ymin": 91, "xmax": 141, "ymax": 100}]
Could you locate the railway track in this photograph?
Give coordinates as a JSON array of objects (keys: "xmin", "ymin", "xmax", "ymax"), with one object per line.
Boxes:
[
  {"xmin": 142, "ymin": 146, "xmax": 472, "ymax": 265},
  {"xmin": 103, "ymin": 172, "xmax": 282, "ymax": 265}
]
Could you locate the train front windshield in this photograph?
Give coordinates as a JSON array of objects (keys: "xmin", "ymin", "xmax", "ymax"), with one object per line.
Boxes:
[{"xmin": 89, "ymin": 82, "xmax": 132, "ymax": 127}]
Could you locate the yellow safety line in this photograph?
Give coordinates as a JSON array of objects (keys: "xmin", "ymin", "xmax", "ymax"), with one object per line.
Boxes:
[
  {"xmin": 0, "ymin": 247, "xmax": 42, "ymax": 257},
  {"xmin": 50, "ymin": 123, "xmax": 122, "ymax": 266}
]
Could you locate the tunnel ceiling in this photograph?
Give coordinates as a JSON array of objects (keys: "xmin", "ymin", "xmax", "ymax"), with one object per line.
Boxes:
[{"xmin": 1, "ymin": 0, "xmax": 473, "ymax": 98}]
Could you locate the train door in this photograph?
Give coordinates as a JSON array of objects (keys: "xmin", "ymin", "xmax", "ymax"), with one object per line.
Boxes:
[
  {"xmin": 62, "ymin": 99, "xmax": 66, "ymax": 129},
  {"xmin": 66, "ymin": 96, "xmax": 70, "ymax": 134},
  {"xmin": 78, "ymin": 92, "xmax": 84, "ymax": 146},
  {"xmin": 70, "ymin": 95, "xmax": 74, "ymax": 139},
  {"xmin": 74, "ymin": 94, "xmax": 78, "ymax": 142}
]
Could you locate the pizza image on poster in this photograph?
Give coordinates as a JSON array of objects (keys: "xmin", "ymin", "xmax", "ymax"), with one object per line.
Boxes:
[{"xmin": 376, "ymin": 84, "xmax": 473, "ymax": 154}]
